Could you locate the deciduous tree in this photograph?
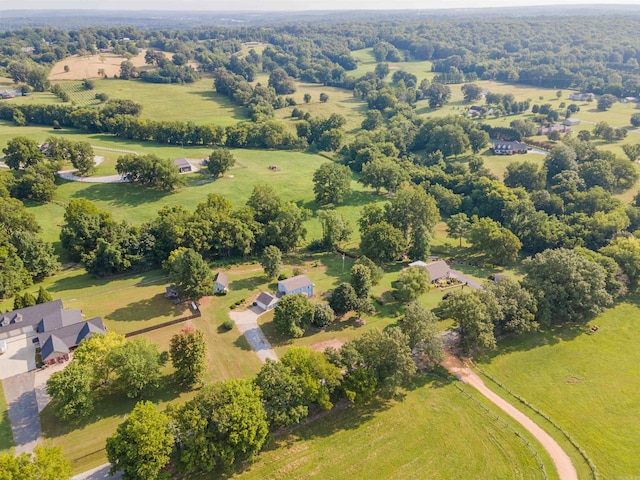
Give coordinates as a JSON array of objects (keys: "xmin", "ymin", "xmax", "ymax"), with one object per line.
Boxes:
[
  {"xmin": 312, "ymin": 162, "xmax": 351, "ymax": 205},
  {"xmin": 207, "ymin": 148, "xmax": 235, "ymax": 177},
  {"xmin": 260, "ymin": 245, "xmax": 282, "ymax": 279},
  {"xmin": 273, "ymin": 293, "xmax": 314, "ymax": 338},
  {"xmin": 164, "ymin": 248, "xmax": 213, "ymax": 302},
  {"xmin": 107, "ymin": 401, "xmax": 173, "ymax": 480},
  {"xmin": 170, "ymin": 326, "xmax": 207, "ymax": 388}
]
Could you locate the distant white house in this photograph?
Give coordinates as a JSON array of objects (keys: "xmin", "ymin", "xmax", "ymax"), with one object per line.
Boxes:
[
  {"xmin": 214, "ymin": 272, "xmax": 229, "ymax": 294},
  {"xmin": 278, "ymin": 275, "xmax": 314, "ymax": 297}
]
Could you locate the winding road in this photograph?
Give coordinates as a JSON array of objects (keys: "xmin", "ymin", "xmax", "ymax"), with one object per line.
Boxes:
[{"xmin": 442, "ymin": 352, "xmax": 578, "ymax": 480}]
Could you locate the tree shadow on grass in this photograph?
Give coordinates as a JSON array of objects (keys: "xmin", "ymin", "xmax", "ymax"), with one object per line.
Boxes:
[
  {"xmin": 232, "ymin": 334, "xmax": 254, "ymax": 352},
  {"xmin": 40, "ymin": 374, "xmax": 181, "ymax": 439},
  {"xmin": 106, "ymin": 294, "xmax": 184, "ymax": 323},
  {"xmin": 70, "ymin": 182, "xmax": 169, "ymax": 208},
  {"xmin": 476, "ymin": 323, "xmax": 588, "ymax": 365}
]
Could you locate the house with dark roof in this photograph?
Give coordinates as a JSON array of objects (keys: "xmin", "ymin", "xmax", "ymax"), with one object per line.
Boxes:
[
  {"xmin": 256, "ymin": 292, "xmax": 278, "ymax": 311},
  {"xmin": 40, "ymin": 317, "xmax": 106, "ymax": 365},
  {"xmin": 0, "ymin": 300, "xmax": 105, "ymax": 366},
  {"xmin": 173, "ymin": 158, "xmax": 192, "ymax": 173},
  {"xmin": 214, "ymin": 272, "xmax": 229, "ymax": 294},
  {"xmin": 492, "ymin": 141, "xmax": 529, "ymax": 155},
  {"xmin": 278, "ymin": 275, "xmax": 314, "ymax": 297}
]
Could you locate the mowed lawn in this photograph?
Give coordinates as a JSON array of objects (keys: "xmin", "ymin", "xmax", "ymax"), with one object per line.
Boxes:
[
  {"xmin": 0, "ymin": 381, "xmax": 13, "ymax": 455},
  {"xmin": 231, "ymin": 378, "xmax": 545, "ymax": 480},
  {"xmin": 477, "ymin": 296, "xmax": 640, "ymax": 478}
]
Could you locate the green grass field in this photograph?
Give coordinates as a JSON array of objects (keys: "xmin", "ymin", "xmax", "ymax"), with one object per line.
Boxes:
[
  {"xmin": 477, "ymin": 296, "xmax": 640, "ymax": 479},
  {"xmin": 231, "ymin": 376, "xmax": 549, "ymax": 480},
  {"xmin": 0, "ymin": 382, "xmax": 13, "ymax": 455}
]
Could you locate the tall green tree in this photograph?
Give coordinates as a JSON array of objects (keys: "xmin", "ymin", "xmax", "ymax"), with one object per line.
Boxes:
[
  {"xmin": 207, "ymin": 148, "xmax": 235, "ymax": 177},
  {"xmin": 359, "ymin": 221, "xmax": 405, "ymax": 263},
  {"xmin": 523, "ymin": 248, "xmax": 612, "ymax": 325},
  {"xmin": 170, "ymin": 326, "xmax": 207, "ymax": 388},
  {"xmin": 273, "ymin": 294, "xmax": 314, "ymax": 338},
  {"xmin": 600, "ymin": 236, "xmax": 640, "ymax": 289},
  {"xmin": 2, "ymin": 136, "xmax": 45, "ymax": 170},
  {"xmin": 350, "ymin": 263, "xmax": 372, "ymax": 299},
  {"xmin": 354, "ymin": 255, "xmax": 383, "ymax": 286},
  {"xmin": 108, "ymin": 338, "xmax": 162, "ymax": 398},
  {"xmin": 107, "ymin": 401, "xmax": 173, "ymax": 480},
  {"xmin": 312, "ymin": 162, "xmax": 352, "ymax": 205},
  {"xmin": 164, "ymin": 248, "xmax": 214, "ymax": 302},
  {"xmin": 394, "ymin": 266, "xmax": 430, "ymax": 302},
  {"xmin": 254, "ymin": 359, "xmax": 309, "ymax": 430},
  {"xmin": 468, "ymin": 217, "xmax": 521, "ymax": 265},
  {"xmin": 260, "ymin": 245, "xmax": 282, "ymax": 279},
  {"xmin": 317, "ymin": 210, "xmax": 352, "ymax": 250},
  {"xmin": 0, "ymin": 446, "xmax": 72, "ymax": 480},
  {"xmin": 46, "ymin": 362, "xmax": 95, "ymax": 420},
  {"xmin": 446, "ymin": 213, "xmax": 471, "ymax": 247}
]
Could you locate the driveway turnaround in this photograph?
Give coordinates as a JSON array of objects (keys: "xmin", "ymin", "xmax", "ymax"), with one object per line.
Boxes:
[
  {"xmin": 71, "ymin": 463, "xmax": 122, "ymax": 480},
  {"xmin": 442, "ymin": 353, "xmax": 578, "ymax": 480},
  {"xmin": 0, "ymin": 336, "xmax": 36, "ymax": 380},
  {"xmin": 229, "ymin": 306, "xmax": 278, "ymax": 363},
  {"xmin": 2, "ymin": 371, "xmax": 41, "ymax": 453}
]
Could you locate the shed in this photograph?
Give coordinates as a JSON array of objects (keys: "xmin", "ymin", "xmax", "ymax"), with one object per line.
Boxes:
[
  {"xmin": 256, "ymin": 292, "xmax": 278, "ymax": 311},
  {"xmin": 214, "ymin": 272, "xmax": 229, "ymax": 294},
  {"xmin": 562, "ymin": 118, "xmax": 581, "ymax": 126},
  {"xmin": 173, "ymin": 158, "xmax": 192, "ymax": 173}
]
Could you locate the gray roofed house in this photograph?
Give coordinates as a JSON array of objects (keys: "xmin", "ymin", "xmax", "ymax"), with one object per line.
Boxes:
[
  {"xmin": 0, "ymin": 300, "xmax": 64, "ymax": 341},
  {"xmin": 423, "ymin": 260, "xmax": 453, "ymax": 283},
  {"xmin": 214, "ymin": 272, "xmax": 229, "ymax": 294},
  {"xmin": 278, "ymin": 275, "xmax": 314, "ymax": 297},
  {"xmin": 0, "ymin": 300, "xmax": 106, "ymax": 366},
  {"xmin": 173, "ymin": 158, "xmax": 192, "ymax": 173},
  {"xmin": 40, "ymin": 317, "xmax": 106, "ymax": 364}
]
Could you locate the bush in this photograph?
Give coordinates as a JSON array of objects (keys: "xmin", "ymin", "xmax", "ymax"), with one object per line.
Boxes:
[
  {"xmin": 221, "ymin": 319, "xmax": 234, "ymax": 331},
  {"xmin": 293, "ymin": 267, "xmax": 303, "ymax": 276},
  {"xmin": 277, "ymin": 273, "xmax": 288, "ymax": 281},
  {"xmin": 230, "ymin": 304, "xmax": 237, "ymax": 310}
]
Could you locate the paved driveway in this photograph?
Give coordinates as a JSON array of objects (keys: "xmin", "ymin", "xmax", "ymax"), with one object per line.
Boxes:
[
  {"xmin": 450, "ymin": 270, "xmax": 484, "ymax": 290},
  {"xmin": 2, "ymin": 371, "xmax": 40, "ymax": 453},
  {"xmin": 72, "ymin": 463, "xmax": 122, "ymax": 480},
  {"xmin": 229, "ymin": 306, "xmax": 278, "ymax": 362},
  {"xmin": 0, "ymin": 336, "xmax": 36, "ymax": 380}
]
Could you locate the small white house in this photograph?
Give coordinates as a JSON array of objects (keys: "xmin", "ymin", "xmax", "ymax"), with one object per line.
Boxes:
[
  {"xmin": 256, "ymin": 292, "xmax": 278, "ymax": 311},
  {"xmin": 278, "ymin": 275, "xmax": 314, "ymax": 297},
  {"xmin": 214, "ymin": 272, "xmax": 229, "ymax": 294}
]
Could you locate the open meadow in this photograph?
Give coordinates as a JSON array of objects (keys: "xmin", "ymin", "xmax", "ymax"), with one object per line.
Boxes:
[
  {"xmin": 48, "ymin": 50, "xmax": 158, "ymax": 81},
  {"xmin": 477, "ymin": 296, "xmax": 640, "ymax": 479},
  {"xmin": 231, "ymin": 376, "xmax": 553, "ymax": 480}
]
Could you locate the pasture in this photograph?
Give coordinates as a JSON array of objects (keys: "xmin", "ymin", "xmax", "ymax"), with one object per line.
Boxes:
[
  {"xmin": 231, "ymin": 377, "xmax": 551, "ymax": 480},
  {"xmin": 477, "ymin": 296, "xmax": 640, "ymax": 479},
  {"xmin": 48, "ymin": 50, "xmax": 156, "ymax": 81}
]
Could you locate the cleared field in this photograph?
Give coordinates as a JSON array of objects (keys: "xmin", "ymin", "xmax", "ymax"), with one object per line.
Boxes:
[
  {"xmin": 48, "ymin": 50, "xmax": 159, "ymax": 81},
  {"xmin": 349, "ymin": 47, "xmax": 435, "ymax": 82},
  {"xmin": 0, "ymin": 381, "xmax": 13, "ymax": 455},
  {"xmin": 231, "ymin": 378, "xmax": 547, "ymax": 480},
  {"xmin": 477, "ymin": 296, "xmax": 640, "ymax": 479}
]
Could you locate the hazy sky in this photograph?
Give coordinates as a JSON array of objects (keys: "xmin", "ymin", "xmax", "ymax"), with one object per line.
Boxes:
[{"xmin": 6, "ymin": 0, "xmax": 640, "ymax": 11}]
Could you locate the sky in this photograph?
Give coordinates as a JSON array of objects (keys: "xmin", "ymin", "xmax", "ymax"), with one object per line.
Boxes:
[{"xmin": 5, "ymin": 0, "xmax": 640, "ymax": 11}]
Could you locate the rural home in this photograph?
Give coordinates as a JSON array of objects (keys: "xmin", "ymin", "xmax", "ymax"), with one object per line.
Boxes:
[
  {"xmin": 411, "ymin": 260, "xmax": 453, "ymax": 283},
  {"xmin": 0, "ymin": 89, "xmax": 22, "ymax": 99},
  {"xmin": 256, "ymin": 292, "xmax": 278, "ymax": 311},
  {"xmin": 173, "ymin": 158, "xmax": 192, "ymax": 173},
  {"xmin": 214, "ymin": 272, "xmax": 229, "ymax": 294},
  {"xmin": 569, "ymin": 92, "xmax": 594, "ymax": 102},
  {"xmin": 562, "ymin": 118, "xmax": 581, "ymax": 126},
  {"xmin": 492, "ymin": 141, "xmax": 529, "ymax": 155},
  {"xmin": 537, "ymin": 124, "xmax": 571, "ymax": 136},
  {"xmin": 0, "ymin": 300, "xmax": 105, "ymax": 366},
  {"xmin": 278, "ymin": 274, "xmax": 314, "ymax": 297}
]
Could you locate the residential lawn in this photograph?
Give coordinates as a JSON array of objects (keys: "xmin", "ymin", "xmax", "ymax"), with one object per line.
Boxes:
[
  {"xmin": 230, "ymin": 376, "xmax": 547, "ymax": 480},
  {"xmin": 476, "ymin": 295, "xmax": 640, "ymax": 479},
  {"xmin": 0, "ymin": 381, "xmax": 13, "ymax": 455}
]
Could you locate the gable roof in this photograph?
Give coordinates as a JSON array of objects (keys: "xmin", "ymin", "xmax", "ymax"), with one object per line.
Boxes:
[
  {"xmin": 173, "ymin": 158, "xmax": 191, "ymax": 168},
  {"xmin": 424, "ymin": 260, "xmax": 452, "ymax": 281},
  {"xmin": 278, "ymin": 275, "xmax": 312, "ymax": 292},
  {"xmin": 256, "ymin": 292, "xmax": 278, "ymax": 306},
  {"xmin": 40, "ymin": 317, "xmax": 106, "ymax": 362},
  {"xmin": 214, "ymin": 272, "xmax": 229, "ymax": 288},
  {"xmin": 0, "ymin": 300, "xmax": 64, "ymax": 337},
  {"xmin": 409, "ymin": 260, "xmax": 429, "ymax": 268}
]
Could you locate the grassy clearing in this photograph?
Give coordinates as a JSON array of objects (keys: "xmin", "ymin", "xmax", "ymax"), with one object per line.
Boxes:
[
  {"xmin": 0, "ymin": 381, "xmax": 13, "ymax": 455},
  {"xmin": 48, "ymin": 50, "xmax": 156, "ymax": 81},
  {"xmin": 231, "ymin": 376, "xmax": 545, "ymax": 480},
  {"xmin": 477, "ymin": 295, "xmax": 640, "ymax": 479},
  {"xmin": 349, "ymin": 48, "xmax": 435, "ymax": 82}
]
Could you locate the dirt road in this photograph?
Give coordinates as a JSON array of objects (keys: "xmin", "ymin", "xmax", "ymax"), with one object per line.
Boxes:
[{"xmin": 442, "ymin": 353, "xmax": 578, "ymax": 480}]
